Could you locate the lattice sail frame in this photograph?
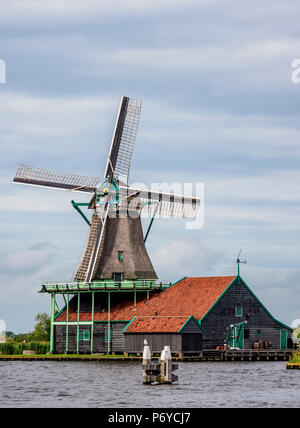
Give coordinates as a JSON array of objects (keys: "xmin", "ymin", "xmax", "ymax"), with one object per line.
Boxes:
[
  {"xmin": 105, "ymin": 97, "xmax": 142, "ymax": 184},
  {"xmin": 118, "ymin": 186, "xmax": 200, "ymax": 219},
  {"xmin": 73, "ymin": 205, "xmax": 109, "ymax": 282},
  {"xmin": 14, "ymin": 163, "xmax": 99, "ymax": 193}
]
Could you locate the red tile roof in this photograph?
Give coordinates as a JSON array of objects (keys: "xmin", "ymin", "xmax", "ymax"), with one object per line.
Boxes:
[
  {"xmin": 132, "ymin": 276, "xmax": 236, "ymax": 320},
  {"xmin": 56, "ymin": 294, "xmax": 149, "ymax": 322},
  {"xmin": 124, "ymin": 316, "xmax": 191, "ymax": 333},
  {"xmin": 56, "ymin": 276, "xmax": 236, "ymax": 322}
]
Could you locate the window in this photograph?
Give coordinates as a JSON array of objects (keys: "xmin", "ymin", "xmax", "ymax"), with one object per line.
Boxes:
[
  {"xmin": 257, "ymin": 329, "xmax": 262, "ymax": 337},
  {"xmin": 113, "ymin": 272, "xmax": 123, "ymax": 283},
  {"xmin": 83, "ymin": 330, "xmax": 90, "ymax": 341},
  {"xmin": 118, "ymin": 251, "xmax": 124, "ymax": 261},
  {"xmin": 77, "ymin": 330, "xmax": 90, "ymax": 341},
  {"xmin": 235, "ymin": 305, "xmax": 243, "ymax": 317}
]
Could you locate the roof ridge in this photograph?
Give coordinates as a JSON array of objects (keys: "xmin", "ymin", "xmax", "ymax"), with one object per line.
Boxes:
[{"xmin": 135, "ymin": 315, "xmax": 189, "ymax": 318}]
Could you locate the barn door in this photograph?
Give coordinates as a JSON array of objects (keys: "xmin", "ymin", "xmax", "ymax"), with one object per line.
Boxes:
[
  {"xmin": 227, "ymin": 322, "xmax": 246, "ymax": 349},
  {"xmin": 280, "ymin": 330, "xmax": 287, "ymax": 350}
]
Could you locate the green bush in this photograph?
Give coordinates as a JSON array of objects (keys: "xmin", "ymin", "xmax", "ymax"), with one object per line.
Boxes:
[
  {"xmin": 0, "ymin": 341, "xmax": 50, "ymax": 355},
  {"xmin": 290, "ymin": 351, "xmax": 300, "ymax": 363},
  {"xmin": 0, "ymin": 343, "xmax": 15, "ymax": 355},
  {"xmin": 26, "ymin": 341, "xmax": 50, "ymax": 354}
]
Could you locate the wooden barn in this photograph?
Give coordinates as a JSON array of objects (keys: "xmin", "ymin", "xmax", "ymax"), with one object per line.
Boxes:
[
  {"xmin": 123, "ymin": 275, "xmax": 292, "ymax": 353},
  {"xmin": 47, "ymin": 274, "xmax": 292, "ymax": 354},
  {"xmin": 123, "ymin": 315, "xmax": 205, "ymax": 354}
]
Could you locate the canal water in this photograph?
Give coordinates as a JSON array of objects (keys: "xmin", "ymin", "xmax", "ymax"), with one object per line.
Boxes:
[{"xmin": 0, "ymin": 361, "xmax": 299, "ymax": 408}]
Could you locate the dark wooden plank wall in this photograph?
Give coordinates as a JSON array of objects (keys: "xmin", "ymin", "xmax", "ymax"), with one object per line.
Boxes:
[
  {"xmin": 55, "ymin": 322, "xmax": 128, "ymax": 354},
  {"xmin": 125, "ymin": 333, "xmax": 182, "ymax": 353},
  {"xmin": 201, "ymin": 279, "xmax": 292, "ymax": 350}
]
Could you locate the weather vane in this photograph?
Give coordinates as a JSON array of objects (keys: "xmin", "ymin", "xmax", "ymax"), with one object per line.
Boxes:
[{"xmin": 236, "ymin": 249, "xmax": 246, "ymax": 276}]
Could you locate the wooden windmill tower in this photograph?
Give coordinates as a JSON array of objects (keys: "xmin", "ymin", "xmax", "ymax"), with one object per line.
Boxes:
[{"xmin": 13, "ymin": 96, "xmax": 200, "ymax": 285}]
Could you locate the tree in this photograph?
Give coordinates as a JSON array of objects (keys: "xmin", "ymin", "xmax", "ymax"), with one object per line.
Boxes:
[{"xmin": 31, "ymin": 313, "xmax": 50, "ymax": 341}]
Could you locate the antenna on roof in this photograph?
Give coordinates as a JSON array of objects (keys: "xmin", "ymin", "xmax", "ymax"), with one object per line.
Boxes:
[{"xmin": 236, "ymin": 249, "xmax": 246, "ymax": 277}]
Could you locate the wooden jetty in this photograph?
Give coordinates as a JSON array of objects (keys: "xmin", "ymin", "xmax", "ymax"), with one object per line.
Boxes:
[
  {"xmin": 196, "ymin": 349, "xmax": 292, "ymax": 362},
  {"xmin": 0, "ymin": 349, "xmax": 292, "ymax": 362}
]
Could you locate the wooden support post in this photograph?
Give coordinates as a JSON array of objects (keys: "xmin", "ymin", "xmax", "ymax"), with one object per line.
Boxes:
[
  {"xmin": 90, "ymin": 291, "xmax": 95, "ymax": 354},
  {"xmin": 107, "ymin": 291, "xmax": 111, "ymax": 354},
  {"xmin": 65, "ymin": 293, "xmax": 69, "ymax": 354},
  {"xmin": 50, "ymin": 293, "xmax": 55, "ymax": 354},
  {"xmin": 76, "ymin": 292, "xmax": 80, "ymax": 355}
]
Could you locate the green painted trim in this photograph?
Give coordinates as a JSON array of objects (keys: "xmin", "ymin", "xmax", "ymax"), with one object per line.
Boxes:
[
  {"xmin": 72, "ymin": 202, "xmax": 90, "ymax": 206},
  {"xmin": 55, "ymin": 300, "xmax": 60, "ymax": 313},
  {"xmin": 201, "ymin": 277, "xmax": 237, "ymax": 322},
  {"xmin": 41, "ymin": 279, "xmax": 171, "ymax": 293},
  {"xmin": 71, "ymin": 200, "xmax": 91, "ymax": 226},
  {"xmin": 50, "ymin": 293, "xmax": 55, "ymax": 353},
  {"xmin": 54, "ymin": 305, "xmax": 66, "ymax": 321},
  {"xmin": 178, "ymin": 315, "xmax": 193, "ymax": 333},
  {"xmin": 167, "ymin": 276, "xmax": 187, "ymax": 290},
  {"xmin": 122, "ymin": 316, "xmax": 137, "ymax": 333},
  {"xmin": 144, "ymin": 202, "xmax": 160, "ymax": 243},
  {"xmin": 53, "ymin": 321, "xmax": 93, "ymax": 326},
  {"xmin": 66, "ymin": 294, "xmax": 69, "ymax": 353},
  {"xmin": 178, "ymin": 315, "xmax": 206, "ymax": 334},
  {"xmin": 200, "ymin": 275, "xmax": 293, "ymax": 332},
  {"xmin": 90, "ymin": 292, "xmax": 95, "ymax": 354},
  {"xmin": 76, "ymin": 293, "xmax": 80, "ymax": 354},
  {"xmin": 54, "ymin": 320, "xmax": 130, "ymax": 325},
  {"xmin": 107, "ymin": 291, "xmax": 111, "ymax": 354}
]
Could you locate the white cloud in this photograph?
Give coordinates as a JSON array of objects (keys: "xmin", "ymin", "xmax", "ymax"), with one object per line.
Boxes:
[
  {"xmin": 292, "ymin": 319, "xmax": 300, "ymax": 328},
  {"xmin": 152, "ymin": 238, "xmax": 224, "ymax": 278},
  {"xmin": 0, "ymin": 0, "xmax": 207, "ymax": 25},
  {"xmin": 0, "ymin": 91, "xmax": 115, "ymax": 143},
  {"xmin": 0, "ymin": 242, "xmax": 55, "ymax": 274},
  {"xmin": 86, "ymin": 39, "xmax": 300, "ymax": 71}
]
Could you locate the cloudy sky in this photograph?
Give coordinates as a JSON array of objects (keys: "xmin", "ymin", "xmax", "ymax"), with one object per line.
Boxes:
[{"xmin": 1, "ymin": 0, "xmax": 300, "ymax": 333}]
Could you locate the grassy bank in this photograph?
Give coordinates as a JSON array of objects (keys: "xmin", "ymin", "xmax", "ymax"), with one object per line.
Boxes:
[{"xmin": 0, "ymin": 354, "xmax": 140, "ymax": 361}]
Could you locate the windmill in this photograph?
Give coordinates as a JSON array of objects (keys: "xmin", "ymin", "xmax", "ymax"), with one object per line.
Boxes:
[{"xmin": 13, "ymin": 96, "xmax": 201, "ymax": 284}]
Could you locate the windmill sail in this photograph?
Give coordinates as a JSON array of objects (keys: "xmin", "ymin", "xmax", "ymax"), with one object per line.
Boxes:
[
  {"xmin": 104, "ymin": 97, "xmax": 142, "ymax": 184},
  {"xmin": 74, "ymin": 206, "xmax": 109, "ymax": 282},
  {"xmin": 13, "ymin": 163, "xmax": 99, "ymax": 193},
  {"xmin": 119, "ymin": 186, "xmax": 200, "ymax": 219}
]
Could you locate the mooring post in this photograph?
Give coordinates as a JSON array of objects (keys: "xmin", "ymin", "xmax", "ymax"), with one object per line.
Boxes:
[
  {"xmin": 161, "ymin": 346, "xmax": 172, "ymax": 384},
  {"xmin": 142, "ymin": 339, "xmax": 152, "ymax": 384},
  {"xmin": 143, "ymin": 343, "xmax": 178, "ymax": 385}
]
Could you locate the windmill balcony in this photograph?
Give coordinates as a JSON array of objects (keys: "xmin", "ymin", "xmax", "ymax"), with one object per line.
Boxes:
[{"xmin": 40, "ymin": 279, "xmax": 171, "ymax": 294}]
